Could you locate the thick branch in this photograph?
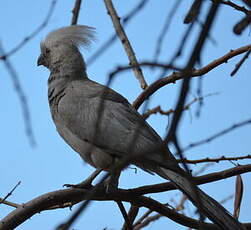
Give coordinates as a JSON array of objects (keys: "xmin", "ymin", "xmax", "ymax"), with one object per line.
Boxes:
[
  {"xmin": 2, "ymin": 187, "xmax": 250, "ymax": 230},
  {"xmin": 1, "ymin": 165, "xmax": 251, "ymax": 230}
]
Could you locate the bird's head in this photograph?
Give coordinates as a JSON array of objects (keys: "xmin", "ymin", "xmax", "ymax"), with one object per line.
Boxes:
[{"xmin": 37, "ymin": 25, "xmax": 95, "ymax": 73}]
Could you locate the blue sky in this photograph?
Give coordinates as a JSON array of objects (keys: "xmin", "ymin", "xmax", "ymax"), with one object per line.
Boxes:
[{"xmin": 1, "ymin": 1, "xmax": 251, "ymax": 229}]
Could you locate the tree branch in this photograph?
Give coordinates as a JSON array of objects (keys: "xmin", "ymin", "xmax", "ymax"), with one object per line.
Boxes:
[
  {"xmin": 0, "ymin": 0, "xmax": 57, "ymax": 59},
  {"xmin": 104, "ymin": 0, "xmax": 148, "ymax": 89},
  {"xmin": 1, "ymin": 164, "xmax": 251, "ymax": 230},
  {"xmin": 133, "ymin": 44, "xmax": 251, "ymax": 110},
  {"xmin": 2, "ymin": 186, "xmax": 251, "ymax": 230},
  {"xmin": 178, "ymin": 154, "xmax": 251, "ymax": 164},
  {"xmin": 130, "ymin": 164, "xmax": 251, "ymax": 195},
  {"xmin": 71, "ymin": 0, "xmax": 82, "ymax": 25}
]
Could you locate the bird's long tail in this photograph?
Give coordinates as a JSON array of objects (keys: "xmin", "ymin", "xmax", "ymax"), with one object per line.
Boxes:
[{"xmin": 155, "ymin": 167, "xmax": 245, "ymax": 230}]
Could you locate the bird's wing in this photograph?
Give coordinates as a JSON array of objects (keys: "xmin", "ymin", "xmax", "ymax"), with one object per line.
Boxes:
[{"xmin": 57, "ymin": 79, "xmax": 164, "ymax": 161}]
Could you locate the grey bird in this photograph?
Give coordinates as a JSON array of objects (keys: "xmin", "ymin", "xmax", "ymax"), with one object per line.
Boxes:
[{"xmin": 37, "ymin": 25, "xmax": 244, "ymax": 230}]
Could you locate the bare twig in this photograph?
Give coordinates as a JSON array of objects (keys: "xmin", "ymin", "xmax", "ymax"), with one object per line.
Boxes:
[
  {"xmin": 233, "ymin": 15, "xmax": 251, "ymax": 34},
  {"xmin": 231, "ymin": 48, "xmax": 251, "ymax": 76},
  {"xmin": 134, "ymin": 210, "xmax": 153, "ymax": 228},
  {"xmin": 142, "ymin": 93, "xmax": 217, "ymax": 119},
  {"xmin": 216, "ymin": 0, "xmax": 251, "ymax": 15},
  {"xmin": 243, "ymin": 0, "xmax": 251, "ymax": 8},
  {"xmin": 71, "ymin": 0, "xmax": 82, "ymax": 25},
  {"xmin": 166, "ymin": 2, "xmax": 220, "ymax": 144},
  {"xmin": 0, "ymin": 181, "xmax": 21, "ymax": 206},
  {"xmin": 0, "ymin": 43, "xmax": 36, "ymax": 146},
  {"xmin": 122, "ymin": 205, "xmax": 139, "ymax": 230},
  {"xmin": 132, "ymin": 44, "xmax": 251, "ymax": 110},
  {"xmin": 87, "ymin": 0, "xmax": 150, "ymax": 65},
  {"xmin": 0, "ymin": 199, "xmax": 20, "ymax": 209},
  {"xmin": 154, "ymin": 0, "xmax": 182, "ymax": 61},
  {"xmin": 109, "ymin": 61, "xmax": 181, "ymax": 79},
  {"xmin": 134, "ymin": 212, "xmax": 162, "ymax": 230},
  {"xmin": 184, "ymin": 0, "xmax": 203, "ymax": 24},
  {"xmin": 116, "ymin": 201, "xmax": 132, "ymax": 230},
  {"xmin": 178, "ymin": 155, "xmax": 251, "ymax": 164},
  {"xmin": 131, "ymin": 164, "xmax": 251, "ymax": 195},
  {"xmin": 0, "ymin": 0, "xmax": 57, "ymax": 59},
  {"xmin": 104, "ymin": 0, "xmax": 147, "ymax": 89},
  {"xmin": 183, "ymin": 118, "xmax": 251, "ymax": 151}
]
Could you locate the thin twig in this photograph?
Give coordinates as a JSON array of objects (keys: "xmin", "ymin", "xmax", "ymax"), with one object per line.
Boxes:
[
  {"xmin": 0, "ymin": 43, "xmax": 36, "ymax": 146},
  {"xmin": 184, "ymin": 0, "xmax": 203, "ymax": 24},
  {"xmin": 134, "ymin": 210, "xmax": 153, "ymax": 228},
  {"xmin": 166, "ymin": 2, "xmax": 220, "ymax": 144},
  {"xmin": 215, "ymin": 0, "xmax": 251, "ymax": 15},
  {"xmin": 0, "ymin": 181, "xmax": 21, "ymax": 206},
  {"xmin": 132, "ymin": 44, "xmax": 251, "ymax": 110},
  {"xmin": 154, "ymin": 0, "xmax": 182, "ymax": 61},
  {"xmin": 0, "ymin": 199, "xmax": 20, "ymax": 209},
  {"xmin": 87, "ymin": 0, "xmax": 150, "ymax": 66},
  {"xmin": 109, "ymin": 61, "xmax": 181, "ymax": 79},
  {"xmin": 130, "ymin": 164, "xmax": 251, "ymax": 195},
  {"xmin": 104, "ymin": 0, "xmax": 148, "ymax": 89},
  {"xmin": 178, "ymin": 155, "xmax": 251, "ymax": 164},
  {"xmin": 231, "ymin": 48, "xmax": 251, "ymax": 76},
  {"xmin": 134, "ymin": 212, "xmax": 162, "ymax": 230},
  {"xmin": 0, "ymin": 0, "xmax": 57, "ymax": 59},
  {"xmin": 233, "ymin": 15, "xmax": 251, "ymax": 34},
  {"xmin": 71, "ymin": 0, "xmax": 82, "ymax": 25},
  {"xmin": 142, "ymin": 93, "xmax": 217, "ymax": 119},
  {"xmin": 122, "ymin": 205, "xmax": 139, "ymax": 230},
  {"xmin": 116, "ymin": 201, "xmax": 132, "ymax": 230},
  {"xmin": 183, "ymin": 118, "xmax": 251, "ymax": 151}
]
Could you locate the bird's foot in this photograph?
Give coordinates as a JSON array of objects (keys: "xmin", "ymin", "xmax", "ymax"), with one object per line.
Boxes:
[
  {"xmin": 104, "ymin": 176, "xmax": 119, "ymax": 193},
  {"xmin": 64, "ymin": 169, "xmax": 102, "ymax": 189}
]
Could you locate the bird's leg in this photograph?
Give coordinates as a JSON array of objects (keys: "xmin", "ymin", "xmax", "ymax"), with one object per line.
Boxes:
[
  {"xmin": 105, "ymin": 170, "xmax": 121, "ymax": 193},
  {"xmin": 64, "ymin": 168, "xmax": 102, "ymax": 189}
]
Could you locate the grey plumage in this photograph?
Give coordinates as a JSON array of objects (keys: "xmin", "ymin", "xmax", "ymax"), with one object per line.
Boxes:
[{"xmin": 38, "ymin": 25, "xmax": 244, "ymax": 230}]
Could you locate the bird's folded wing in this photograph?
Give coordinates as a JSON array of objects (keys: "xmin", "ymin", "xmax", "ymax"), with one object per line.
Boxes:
[{"xmin": 57, "ymin": 80, "xmax": 163, "ymax": 160}]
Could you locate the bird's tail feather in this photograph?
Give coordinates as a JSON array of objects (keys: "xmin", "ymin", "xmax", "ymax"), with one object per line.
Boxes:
[{"xmin": 155, "ymin": 167, "xmax": 245, "ymax": 230}]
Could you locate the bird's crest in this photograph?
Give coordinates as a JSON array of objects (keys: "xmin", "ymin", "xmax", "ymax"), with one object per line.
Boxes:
[{"xmin": 41, "ymin": 25, "xmax": 96, "ymax": 49}]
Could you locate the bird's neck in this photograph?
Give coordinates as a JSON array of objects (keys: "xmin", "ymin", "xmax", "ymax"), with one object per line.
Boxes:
[
  {"xmin": 48, "ymin": 53, "xmax": 88, "ymax": 105},
  {"xmin": 49, "ymin": 51, "xmax": 88, "ymax": 80}
]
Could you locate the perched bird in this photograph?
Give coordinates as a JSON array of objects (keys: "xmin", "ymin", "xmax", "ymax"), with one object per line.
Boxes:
[{"xmin": 37, "ymin": 25, "xmax": 244, "ymax": 230}]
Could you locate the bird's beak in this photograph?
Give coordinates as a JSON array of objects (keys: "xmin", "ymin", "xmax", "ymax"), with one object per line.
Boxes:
[{"xmin": 37, "ymin": 54, "xmax": 45, "ymax": 66}]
